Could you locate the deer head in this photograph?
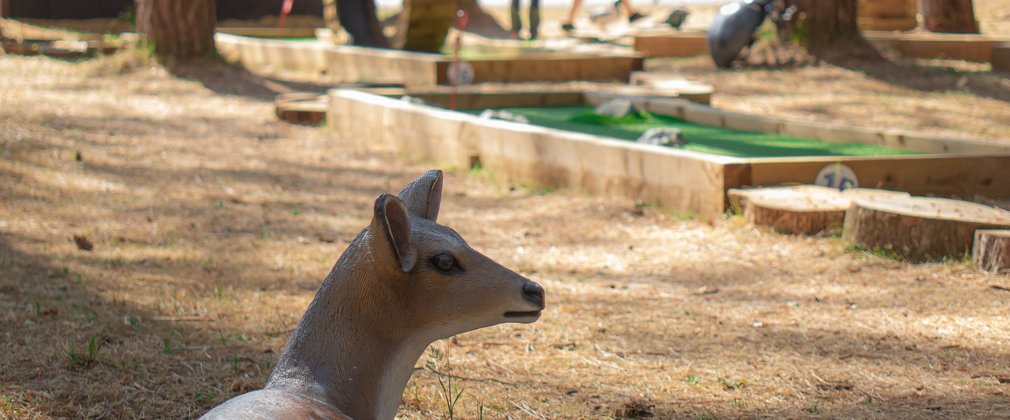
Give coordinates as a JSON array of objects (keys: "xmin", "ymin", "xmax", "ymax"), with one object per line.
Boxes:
[{"xmin": 364, "ymin": 170, "xmax": 545, "ymax": 342}]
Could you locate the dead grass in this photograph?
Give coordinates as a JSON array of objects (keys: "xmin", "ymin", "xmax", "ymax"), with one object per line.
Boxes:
[{"xmin": 2, "ymin": 53, "xmax": 1010, "ymax": 419}]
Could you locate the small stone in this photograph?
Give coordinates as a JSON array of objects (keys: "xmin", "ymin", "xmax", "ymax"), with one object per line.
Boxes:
[
  {"xmin": 752, "ymin": 321, "xmax": 764, "ymax": 328},
  {"xmin": 478, "ymin": 109, "xmax": 529, "ymax": 124},
  {"xmin": 400, "ymin": 95, "xmax": 425, "ymax": 105},
  {"xmin": 594, "ymin": 97, "xmax": 635, "ymax": 118},
  {"xmin": 636, "ymin": 128, "xmax": 688, "ymax": 148}
]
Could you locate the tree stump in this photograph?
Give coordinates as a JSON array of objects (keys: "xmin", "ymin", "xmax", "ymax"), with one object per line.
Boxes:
[
  {"xmin": 973, "ymin": 230, "xmax": 1010, "ymax": 274},
  {"xmin": 920, "ymin": 0, "xmax": 979, "ymax": 33},
  {"xmin": 731, "ymin": 185, "xmax": 910, "ymax": 235},
  {"xmin": 844, "ymin": 196, "xmax": 1010, "ymax": 261}
]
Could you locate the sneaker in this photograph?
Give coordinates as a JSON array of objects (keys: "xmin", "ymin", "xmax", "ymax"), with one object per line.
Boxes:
[{"xmin": 561, "ymin": 22, "xmax": 576, "ymax": 33}]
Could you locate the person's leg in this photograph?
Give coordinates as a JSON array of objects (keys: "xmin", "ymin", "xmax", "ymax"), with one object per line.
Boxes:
[
  {"xmin": 511, "ymin": 0, "xmax": 523, "ymax": 38},
  {"xmin": 562, "ymin": 0, "xmax": 582, "ymax": 32},
  {"xmin": 529, "ymin": 0, "xmax": 541, "ymax": 39}
]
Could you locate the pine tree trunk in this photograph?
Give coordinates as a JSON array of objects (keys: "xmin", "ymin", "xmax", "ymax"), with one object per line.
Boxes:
[
  {"xmin": 920, "ymin": 0, "xmax": 978, "ymax": 33},
  {"xmin": 458, "ymin": 0, "xmax": 512, "ymax": 38},
  {"xmin": 790, "ymin": 0, "xmax": 869, "ymax": 54},
  {"xmin": 136, "ymin": 0, "xmax": 216, "ymax": 59}
]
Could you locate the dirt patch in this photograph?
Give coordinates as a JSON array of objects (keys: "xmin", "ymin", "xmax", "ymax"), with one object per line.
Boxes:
[{"xmin": 1, "ymin": 54, "xmax": 1009, "ymax": 419}]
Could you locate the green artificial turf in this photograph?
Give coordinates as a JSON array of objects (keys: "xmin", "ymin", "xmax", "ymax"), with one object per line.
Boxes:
[{"xmin": 463, "ymin": 105, "xmax": 919, "ymax": 158}]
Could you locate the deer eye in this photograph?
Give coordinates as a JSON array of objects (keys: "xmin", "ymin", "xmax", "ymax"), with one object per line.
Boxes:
[{"xmin": 430, "ymin": 253, "xmax": 457, "ymax": 273}]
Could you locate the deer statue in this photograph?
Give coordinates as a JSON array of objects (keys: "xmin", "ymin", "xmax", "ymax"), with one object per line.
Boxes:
[{"xmin": 202, "ymin": 170, "xmax": 545, "ymax": 419}]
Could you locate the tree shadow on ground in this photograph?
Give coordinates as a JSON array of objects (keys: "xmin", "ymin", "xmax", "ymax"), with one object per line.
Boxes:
[
  {"xmin": 821, "ymin": 46, "xmax": 1010, "ymax": 104},
  {"xmin": 163, "ymin": 57, "xmax": 406, "ymax": 103},
  {"xmin": 0, "ymin": 231, "xmax": 274, "ymax": 417},
  {"xmin": 165, "ymin": 57, "xmax": 335, "ymax": 102}
]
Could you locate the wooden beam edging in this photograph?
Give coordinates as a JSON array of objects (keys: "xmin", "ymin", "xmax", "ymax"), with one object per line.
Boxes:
[
  {"xmin": 631, "ymin": 29, "xmax": 1010, "ymax": 62},
  {"xmin": 327, "ymin": 89, "xmax": 1010, "ymax": 217},
  {"xmin": 328, "ymin": 89, "xmax": 739, "ymax": 217},
  {"xmin": 215, "ymin": 33, "xmax": 329, "ymax": 77},
  {"xmin": 637, "ymin": 98, "xmax": 1010, "ymax": 154},
  {"xmin": 863, "ymin": 31, "xmax": 1010, "ymax": 62},
  {"xmin": 216, "ymin": 33, "xmax": 642, "ymax": 87}
]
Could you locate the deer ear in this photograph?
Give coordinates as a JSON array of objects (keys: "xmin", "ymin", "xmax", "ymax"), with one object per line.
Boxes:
[
  {"xmin": 397, "ymin": 169, "xmax": 443, "ymax": 222},
  {"xmin": 371, "ymin": 193, "xmax": 417, "ymax": 273}
]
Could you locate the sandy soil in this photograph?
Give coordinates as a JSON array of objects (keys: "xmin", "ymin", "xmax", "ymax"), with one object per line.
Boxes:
[{"xmin": 1, "ymin": 52, "xmax": 1009, "ymax": 419}]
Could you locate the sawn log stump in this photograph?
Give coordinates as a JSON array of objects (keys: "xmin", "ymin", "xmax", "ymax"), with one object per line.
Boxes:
[
  {"xmin": 844, "ymin": 196, "xmax": 1010, "ymax": 261},
  {"xmin": 973, "ymin": 230, "xmax": 1010, "ymax": 273}
]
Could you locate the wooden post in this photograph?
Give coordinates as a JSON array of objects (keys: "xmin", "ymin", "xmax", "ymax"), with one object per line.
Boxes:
[
  {"xmin": 844, "ymin": 196, "xmax": 1010, "ymax": 261},
  {"xmin": 974, "ymin": 230, "xmax": 1010, "ymax": 273},
  {"xmin": 992, "ymin": 43, "xmax": 1010, "ymax": 73},
  {"xmin": 1, "ymin": 0, "xmax": 10, "ymax": 18}
]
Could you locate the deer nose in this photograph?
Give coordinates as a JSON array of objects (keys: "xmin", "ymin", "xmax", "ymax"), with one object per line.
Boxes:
[{"xmin": 522, "ymin": 281, "xmax": 545, "ymax": 308}]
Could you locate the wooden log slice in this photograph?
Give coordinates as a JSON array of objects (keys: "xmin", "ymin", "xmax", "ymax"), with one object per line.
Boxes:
[
  {"xmin": 973, "ymin": 230, "xmax": 1010, "ymax": 273},
  {"xmin": 732, "ymin": 186, "xmax": 910, "ymax": 235},
  {"xmin": 844, "ymin": 196, "xmax": 1010, "ymax": 261},
  {"xmin": 275, "ymin": 93, "xmax": 328, "ymax": 125}
]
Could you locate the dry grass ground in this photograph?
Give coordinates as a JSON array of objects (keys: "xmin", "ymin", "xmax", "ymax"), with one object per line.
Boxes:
[{"xmin": 2, "ymin": 52, "xmax": 1010, "ymax": 419}]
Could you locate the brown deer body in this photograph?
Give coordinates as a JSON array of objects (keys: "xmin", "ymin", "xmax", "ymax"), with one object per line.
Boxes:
[{"xmin": 201, "ymin": 170, "xmax": 545, "ymax": 420}]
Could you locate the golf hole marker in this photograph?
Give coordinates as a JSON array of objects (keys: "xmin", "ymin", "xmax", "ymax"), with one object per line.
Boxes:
[
  {"xmin": 447, "ymin": 61, "xmax": 475, "ymax": 86},
  {"xmin": 815, "ymin": 163, "xmax": 858, "ymax": 190}
]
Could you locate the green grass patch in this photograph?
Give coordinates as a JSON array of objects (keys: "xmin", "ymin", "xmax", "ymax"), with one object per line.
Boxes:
[{"xmin": 462, "ymin": 105, "xmax": 919, "ymax": 158}]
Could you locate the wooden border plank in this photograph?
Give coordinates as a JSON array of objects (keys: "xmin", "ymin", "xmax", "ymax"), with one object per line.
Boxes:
[
  {"xmin": 632, "ymin": 30, "xmax": 708, "ymax": 58},
  {"xmin": 632, "ymin": 29, "xmax": 1010, "ymax": 62},
  {"xmin": 992, "ymin": 43, "xmax": 1010, "ymax": 73},
  {"xmin": 216, "ymin": 33, "xmax": 643, "ymax": 87},
  {"xmin": 216, "ymin": 27, "xmax": 318, "ymax": 39},
  {"xmin": 863, "ymin": 31, "xmax": 1010, "ymax": 62},
  {"xmin": 745, "ymin": 154, "xmax": 1010, "ymax": 199}
]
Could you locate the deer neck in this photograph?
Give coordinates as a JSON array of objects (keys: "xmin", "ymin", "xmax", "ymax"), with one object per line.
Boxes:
[{"xmin": 267, "ymin": 240, "xmax": 432, "ymax": 420}]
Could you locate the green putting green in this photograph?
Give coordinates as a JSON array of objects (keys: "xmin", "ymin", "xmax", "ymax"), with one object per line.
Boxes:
[{"xmin": 462, "ymin": 105, "xmax": 918, "ymax": 158}]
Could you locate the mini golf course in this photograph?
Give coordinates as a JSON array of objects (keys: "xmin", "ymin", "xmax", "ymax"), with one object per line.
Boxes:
[
  {"xmin": 327, "ymin": 88, "xmax": 1010, "ymax": 217},
  {"xmin": 460, "ymin": 105, "xmax": 917, "ymax": 158}
]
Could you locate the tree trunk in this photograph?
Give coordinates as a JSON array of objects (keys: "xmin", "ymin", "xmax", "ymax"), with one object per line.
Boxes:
[
  {"xmin": 920, "ymin": 0, "xmax": 978, "ymax": 33},
  {"xmin": 396, "ymin": 0, "xmax": 456, "ymax": 52},
  {"xmin": 458, "ymin": 0, "xmax": 512, "ymax": 38},
  {"xmin": 789, "ymin": 0, "xmax": 878, "ymax": 59},
  {"xmin": 136, "ymin": 0, "xmax": 216, "ymax": 59}
]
